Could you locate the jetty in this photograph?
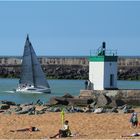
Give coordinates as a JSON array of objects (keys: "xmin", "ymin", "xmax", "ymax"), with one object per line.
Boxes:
[{"xmin": 0, "ymin": 56, "xmax": 140, "ymax": 80}]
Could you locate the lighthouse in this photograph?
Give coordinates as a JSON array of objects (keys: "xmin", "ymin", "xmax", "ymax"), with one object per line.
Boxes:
[{"xmin": 89, "ymin": 42, "xmax": 118, "ymax": 90}]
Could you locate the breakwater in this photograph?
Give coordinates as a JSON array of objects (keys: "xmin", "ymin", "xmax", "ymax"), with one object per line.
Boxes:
[
  {"xmin": 80, "ymin": 89, "xmax": 140, "ymax": 106},
  {"xmin": 0, "ymin": 56, "xmax": 140, "ymax": 80},
  {"xmin": 0, "ymin": 89, "xmax": 139, "ymax": 115}
]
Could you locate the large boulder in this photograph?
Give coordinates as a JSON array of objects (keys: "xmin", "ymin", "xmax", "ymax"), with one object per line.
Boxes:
[
  {"xmin": 1, "ymin": 100, "xmax": 16, "ymax": 106},
  {"xmin": 9, "ymin": 106, "xmax": 22, "ymax": 113},
  {"xmin": 49, "ymin": 97, "xmax": 69, "ymax": 105},
  {"xmin": 0, "ymin": 104, "xmax": 10, "ymax": 110},
  {"xmin": 109, "ymin": 99, "xmax": 125, "ymax": 107},
  {"xmin": 96, "ymin": 94, "xmax": 111, "ymax": 107},
  {"xmin": 68, "ymin": 98, "xmax": 93, "ymax": 106},
  {"xmin": 16, "ymin": 105, "xmax": 35, "ymax": 114},
  {"xmin": 80, "ymin": 90, "xmax": 96, "ymax": 99},
  {"xmin": 20, "ymin": 103, "xmax": 33, "ymax": 107},
  {"xmin": 35, "ymin": 110, "xmax": 45, "ymax": 115},
  {"xmin": 49, "ymin": 97, "xmax": 59, "ymax": 105},
  {"xmin": 62, "ymin": 93, "xmax": 73, "ymax": 98}
]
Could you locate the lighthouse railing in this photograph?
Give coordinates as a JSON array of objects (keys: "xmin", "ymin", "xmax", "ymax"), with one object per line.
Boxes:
[{"xmin": 90, "ymin": 49, "xmax": 117, "ymax": 57}]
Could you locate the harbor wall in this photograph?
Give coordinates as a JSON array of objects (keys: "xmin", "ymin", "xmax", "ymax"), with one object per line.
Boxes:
[
  {"xmin": 0, "ymin": 56, "xmax": 140, "ymax": 80},
  {"xmin": 0, "ymin": 56, "xmax": 140, "ymax": 66}
]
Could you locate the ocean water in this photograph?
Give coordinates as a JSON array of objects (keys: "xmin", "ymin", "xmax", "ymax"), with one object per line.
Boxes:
[{"xmin": 0, "ymin": 78, "xmax": 139, "ymax": 104}]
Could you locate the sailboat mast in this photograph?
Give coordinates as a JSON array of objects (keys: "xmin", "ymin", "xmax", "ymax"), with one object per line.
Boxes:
[{"xmin": 28, "ymin": 38, "xmax": 36, "ymax": 87}]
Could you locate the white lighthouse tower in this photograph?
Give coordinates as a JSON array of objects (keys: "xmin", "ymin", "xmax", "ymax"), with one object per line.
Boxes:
[{"xmin": 89, "ymin": 42, "xmax": 118, "ymax": 90}]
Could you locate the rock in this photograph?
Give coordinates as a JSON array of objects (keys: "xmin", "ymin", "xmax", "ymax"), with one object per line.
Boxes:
[
  {"xmin": 74, "ymin": 107, "xmax": 84, "ymax": 113},
  {"xmin": 9, "ymin": 106, "xmax": 22, "ymax": 113},
  {"xmin": 15, "ymin": 106, "xmax": 22, "ymax": 112},
  {"xmin": 35, "ymin": 99, "xmax": 43, "ymax": 106},
  {"xmin": 0, "ymin": 104, "xmax": 10, "ymax": 110},
  {"xmin": 90, "ymin": 101, "xmax": 96, "ymax": 108},
  {"xmin": 3, "ymin": 111, "xmax": 11, "ymax": 115},
  {"xmin": 96, "ymin": 94, "xmax": 111, "ymax": 107},
  {"xmin": 22, "ymin": 105, "xmax": 35, "ymax": 112},
  {"xmin": 56, "ymin": 98, "xmax": 69, "ymax": 105},
  {"xmin": 68, "ymin": 106, "xmax": 76, "ymax": 113},
  {"xmin": 1, "ymin": 100, "xmax": 16, "ymax": 106},
  {"xmin": 108, "ymin": 99, "xmax": 117, "ymax": 107},
  {"xmin": 94, "ymin": 108, "xmax": 104, "ymax": 114},
  {"xmin": 35, "ymin": 110, "xmax": 45, "ymax": 115},
  {"xmin": 46, "ymin": 107, "xmax": 61, "ymax": 112},
  {"xmin": 16, "ymin": 106, "xmax": 35, "ymax": 114},
  {"xmin": 53, "ymin": 107, "xmax": 61, "ymax": 112},
  {"xmin": 106, "ymin": 108, "xmax": 118, "ymax": 113},
  {"xmin": 111, "ymin": 108, "xmax": 118, "ymax": 113},
  {"xmin": 109, "ymin": 99, "xmax": 125, "ymax": 107},
  {"xmin": 115, "ymin": 99, "xmax": 125, "ymax": 106},
  {"xmin": 20, "ymin": 103, "xmax": 33, "ymax": 107},
  {"xmin": 80, "ymin": 90, "xmax": 95, "ymax": 98},
  {"xmin": 106, "ymin": 91, "xmax": 119, "ymax": 97},
  {"xmin": 28, "ymin": 111, "xmax": 35, "ymax": 115},
  {"xmin": 49, "ymin": 97, "xmax": 59, "ymax": 105},
  {"xmin": 121, "ymin": 105, "xmax": 134, "ymax": 113},
  {"xmin": 83, "ymin": 107, "xmax": 91, "ymax": 113},
  {"xmin": 62, "ymin": 93, "xmax": 73, "ymax": 98},
  {"xmin": 40, "ymin": 107, "xmax": 49, "ymax": 112},
  {"xmin": 68, "ymin": 98, "xmax": 93, "ymax": 106},
  {"xmin": 46, "ymin": 107, "xmax": 54, "ymax": 112}
]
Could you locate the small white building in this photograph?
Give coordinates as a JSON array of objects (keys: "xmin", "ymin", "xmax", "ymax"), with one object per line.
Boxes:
[{"xmin": 89, "ymin": 42, "xmax": 118, "ymax": 90}]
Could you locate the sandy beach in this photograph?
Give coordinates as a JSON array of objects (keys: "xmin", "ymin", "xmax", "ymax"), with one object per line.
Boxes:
[{"xmin": 0, "ymin": 109, "xmax": 140, "ymax": 139}]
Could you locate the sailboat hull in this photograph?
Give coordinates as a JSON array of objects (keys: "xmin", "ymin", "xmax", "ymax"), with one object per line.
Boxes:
[{"xmin": 16, "ymin": 86, "xmax": 51, "ymax": 94}]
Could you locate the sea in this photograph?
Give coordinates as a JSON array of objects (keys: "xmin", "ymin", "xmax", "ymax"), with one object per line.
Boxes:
[{"xmin": 0, "ymin": 78, "xmax": 140, "ymax": 104}]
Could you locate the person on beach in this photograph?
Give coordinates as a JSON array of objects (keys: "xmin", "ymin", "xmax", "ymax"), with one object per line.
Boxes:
[
  {"xmin": 85, "ymin": 80, "xmax": 88, "ymax": 90},
  {"xmin": 10, "ymin": 126, "xmax": 39, "ymax": 132},
  {"xmin": 50, "ymin": 120, "xmax": 71, "ymax": 139},
  {"xmin": 121, "ymin": 132, "xmax": 140, "ymax": 137},
  {"xmin": 130, "ymin": 112, "xmax": 138, "ymax": 128}
]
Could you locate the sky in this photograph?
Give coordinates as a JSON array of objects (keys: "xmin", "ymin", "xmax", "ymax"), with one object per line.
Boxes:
[{"xmin": 0, "ymin": 1, "xmax": 140, "ymax": 56}]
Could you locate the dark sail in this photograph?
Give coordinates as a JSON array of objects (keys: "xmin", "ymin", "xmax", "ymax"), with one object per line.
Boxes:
[
  {"xmin": 20, "ymin": 35, "xmax": 50, "ymax": 88},
  {"xmin": 20, "ymin": 35, "xmax": 34, "ymax": 85}
]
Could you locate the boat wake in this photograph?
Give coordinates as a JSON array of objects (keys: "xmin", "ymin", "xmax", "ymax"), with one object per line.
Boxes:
[
  {"xmin": 15, "ymin": 91, "xmax": 47, "ymax": 94},
  {"xmin": 4, "ymin": 90, "xmax": 16, "ymax": 93},
  {"xmin": 4, "ymin": 90, "xmax": 47, "ymax": 94}
]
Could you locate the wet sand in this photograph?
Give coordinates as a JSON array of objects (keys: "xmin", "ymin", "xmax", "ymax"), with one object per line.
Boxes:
[{"xmin": 0, "ymin": 110, "xmax": 140, "ymax": 139}]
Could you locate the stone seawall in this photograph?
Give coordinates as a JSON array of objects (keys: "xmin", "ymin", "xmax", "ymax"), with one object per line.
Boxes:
[
  {"xmin": 80, "ymin": 89, "xmax": 140, "ymax": 105},
  {"xmin": 0, "ymin": 65, "xmax": 89, "ymax": 79},
  {"xmin": 1, "ymin": 64, "xmax": 139, "ymax": 80},
  {"xmin": 0, "ymin": 56, "xmax": 140, "ymax": 80}
]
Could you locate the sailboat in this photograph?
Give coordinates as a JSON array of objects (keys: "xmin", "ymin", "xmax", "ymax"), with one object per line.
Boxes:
[{"xmin": 16, "ymin": 35, "xmax": 51, "ymax": 93}]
